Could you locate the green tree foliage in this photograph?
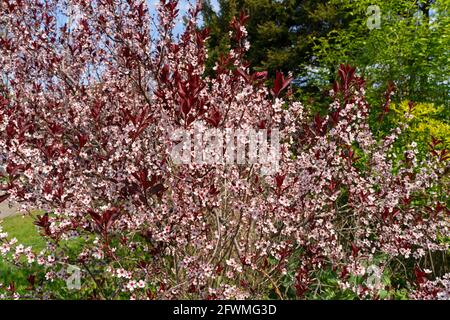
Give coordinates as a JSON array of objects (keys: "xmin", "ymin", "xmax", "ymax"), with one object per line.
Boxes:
[
  {"xmin": 202, "ymin": 0, "xmax": 450, "ymax": 109},
  {"xmin": 314, "ymin": 0, "xmax": 450, "ymax": 107},
  {"xmin": 201, "ymin": 0, "xmax": 350, "ymax": 78}
]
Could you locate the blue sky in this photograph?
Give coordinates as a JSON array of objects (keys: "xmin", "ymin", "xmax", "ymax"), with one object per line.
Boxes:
[
  {"xmin": 57, "ymin": 0, "xmax": 219, "ymax": 37},
  {"xmin": 147, "ymin": 0, "xmax": 219, "ymax": 35}
]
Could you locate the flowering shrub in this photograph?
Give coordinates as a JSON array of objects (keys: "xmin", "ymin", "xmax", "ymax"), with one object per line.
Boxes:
[{"xmin": 0, "ymin": 0, "xmax": 449, "ymax": 299}]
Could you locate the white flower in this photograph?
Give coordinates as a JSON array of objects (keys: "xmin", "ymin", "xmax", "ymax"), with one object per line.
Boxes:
[
  {"xmin": 15, "ymin": 244, "xmax": 24, "ymax": 254},
  {"xmin": 0, "ymin": 243, "xmax": 10, "ymax": 255},
  {"xmin": 45, "ymin": 272, "xmax": 55, "ymax": 281},
  {"xmin": 126, "ymin": 280, "xmax": 137, "ymax": 292}
]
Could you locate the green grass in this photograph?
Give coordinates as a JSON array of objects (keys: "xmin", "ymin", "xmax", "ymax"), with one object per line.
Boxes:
[
  {"xmin": 0, "ymin": 213, "xmax": 88, "ymax": 296},
  {"xmin": 0, "ymin": 213, "xmax": 47, "ymax": 288},
  {"xmin": 1, "ymin": 213, "xmax": 46, "ymax": 251}
]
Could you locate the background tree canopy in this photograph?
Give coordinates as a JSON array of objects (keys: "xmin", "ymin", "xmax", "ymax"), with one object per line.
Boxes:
[{"xmin": 202, "ymin": 0, "xmax": 450, "ymax": 110}]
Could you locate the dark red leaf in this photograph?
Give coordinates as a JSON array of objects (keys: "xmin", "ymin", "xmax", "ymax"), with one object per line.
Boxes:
[
  {"xmin": 0, "ymin": 193, "xmax": 10, "ymax": 203},
  {"xmin": 271, "ymin": 71, "xmax": 292, "ymax": 97}
]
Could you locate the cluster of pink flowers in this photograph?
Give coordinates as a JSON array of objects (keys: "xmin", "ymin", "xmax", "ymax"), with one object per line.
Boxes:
[
  {"xmin": 410, "ymin": 273, "xmax": 450, "ymax": 300},
  {"xmin": 0, "ymin": 0, "xmax": 448, "ymax": 299}
]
